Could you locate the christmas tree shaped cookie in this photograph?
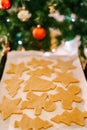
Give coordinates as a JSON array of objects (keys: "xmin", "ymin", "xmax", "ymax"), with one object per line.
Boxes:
[
  {"xmin": 53, "ymin": 59, "xmax": 76, "ymax": 72},
  {"xmin": 4, "ymin": 76, "xmax": 24, "ymax": 97},
  {"xmin": 50, "ymin": 86, "xmax": 82, "ymax": 110},
  {"xmin": 14, "ymin": 114, "xmax": 53, "ymax": 130},
  {"xmin": 7, "ymin": 62, "xmax": 29, "ymax": 76},
  {"xmin": 24, "ymin": 76, "xmax": 56, "ymax": 92},
  {"xmin": 53, "ymin": 72, "xmax": 79, "ymax": 87},
  {"xmin": 51, "ymin": 107, "xmax": 87, "ymax": 126},
  {"xmin": 0, "ymin": 96, "xmax": 22, "ymax": 120},
  {"xmin": 21, "ymin": 92, "xmax": 56, "ymax": 115},
  {"xmin": 27, "ymin": 57, "xmax": 53, "ymax": 68},
  {"xmin": 27, "ymin": 66, "xmax": 54, "ymax": 77}
]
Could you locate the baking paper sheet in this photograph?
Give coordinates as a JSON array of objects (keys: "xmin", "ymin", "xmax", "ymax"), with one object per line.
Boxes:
[{"xmin": 0, "ymin": 51, "xmax": 87, "ymax": 130}]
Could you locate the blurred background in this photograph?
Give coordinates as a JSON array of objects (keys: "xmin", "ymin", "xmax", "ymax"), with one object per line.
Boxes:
[{"xmin": 0, "ymin": 0, "xmax": 87, "ymax": 69}]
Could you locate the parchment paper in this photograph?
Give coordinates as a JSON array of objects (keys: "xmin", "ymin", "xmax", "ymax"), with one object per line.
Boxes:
[{"xmin": 0, "ymin": 51, "xmax": 87, "ymax": 130}]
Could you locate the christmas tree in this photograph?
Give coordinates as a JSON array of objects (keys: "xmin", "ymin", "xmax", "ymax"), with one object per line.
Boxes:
[{"xmin": 0, "ymin": 0, "xmax": 87, "ymax": 58}]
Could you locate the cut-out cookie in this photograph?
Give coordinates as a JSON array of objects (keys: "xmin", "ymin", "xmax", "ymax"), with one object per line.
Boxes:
[
  {"xmin": 24, "ymin": 76, "xmax": 56, "ymax": 92},
  {"xmin": 27, "ymin": 66, "xmax": 54, "ymax": 77},
  {"xmin": 7, "ymin": 62, "xmax": 29, "ymax": 76},
  {"xmin": 27, "ymin": 57, "xmax": 53, "ymax": 68},
  {"xmin": 53, "ymin": 59, "xmax": 76, "ymax": 72},
  {"xmin": 53, "ymin": 72, "xmax": 79, "ymax": 87},
  {"xmin": 4, "ymin": 76, "xmax": 23, "ymax": 97},
  {"xmin": 21, "ymin": 92, "xmax": 48, "ymax": 115},
  {"xmin": 0, "ymin": 96, "xmax": 22, "ymax": 120},
  {"xmin": 44, "ymin": 99, "xmax": 56, "ymax": 112},
  {"xmin": 21, "ymin": 92, "xmax": 56, "ymax": 115},
  {"xmin": 50, "ymin": 86, "xmax": 82, "ymax": 110},
  {"xmin": 14, "ymin": 114, "xmax": 53, "ymax": 130},
  {"xmin": 51, "ymin": 107, "xmax": 87, "ymax": 126}
]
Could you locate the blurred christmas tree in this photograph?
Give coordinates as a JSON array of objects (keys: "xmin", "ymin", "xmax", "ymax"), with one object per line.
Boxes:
[{"xmin": 0, "ymin": 0, "xmax": 87, "ymax": 58}]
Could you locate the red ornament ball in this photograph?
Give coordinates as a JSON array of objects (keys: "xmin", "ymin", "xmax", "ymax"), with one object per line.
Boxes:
[
  {"xmin": 1, "ymin": 0, "xmax": 11, "ymax": 10},
  {"xmin": 32, "ymin": 27, "xmax": 46, "ymax": 40}
]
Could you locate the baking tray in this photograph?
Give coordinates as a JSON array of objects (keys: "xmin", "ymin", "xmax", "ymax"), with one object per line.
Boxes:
[{"xmin": 0, "ymin": 51, "xmax": 87, "ymax": 130}]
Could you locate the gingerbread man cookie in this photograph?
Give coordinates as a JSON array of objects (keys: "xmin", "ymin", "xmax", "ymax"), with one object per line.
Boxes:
[{"xmin": 50, "ymin": 85, "xmax": 82, "ymax": 110}]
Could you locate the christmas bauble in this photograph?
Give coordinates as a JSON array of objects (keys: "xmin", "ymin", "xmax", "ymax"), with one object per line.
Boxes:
[
  {"xmin": 84, "ymin": 47, "xmax": 87, "ymax": 58},
  {"xmin": 32, "ymin": 26, "xmax": 46, "ymax": 40},
  {"xmin": 1, "ymin": 0, "xmax": 11, "ymax": 10},
  {"xmin": 17, "ymin": 9, "xmax": 32, "ymax": 22}
]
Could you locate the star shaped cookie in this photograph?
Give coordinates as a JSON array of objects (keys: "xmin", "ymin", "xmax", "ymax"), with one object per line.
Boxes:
[
  {"xmin": 4, "ymin": 76, "xmax": 24, "ymax": 97},
  {"xmin": 53, "ymin": 59, "xmax": 76, "ymax": 72},
  {"xmin": 53, "ymin": 72, "xmax": 79, "ymax": 87},
  {"xmin": 27, "ymin": 57, "xmax": 53, "ymax": 68},
  {"xmin": 27, "ymin": 66, "xmax": 54, "ymax": 77},
  {"xmin": 7, "ymin": 62, "xmax": 29, "ymax": 76},
  {"xmin": 0, "ymin": 96, "xmax": 22, "ymax": 120}
]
